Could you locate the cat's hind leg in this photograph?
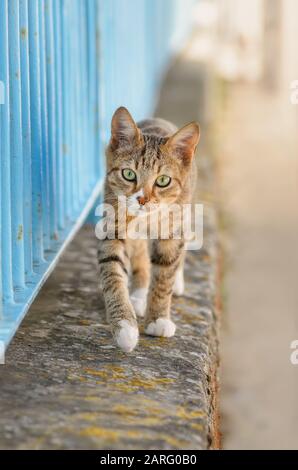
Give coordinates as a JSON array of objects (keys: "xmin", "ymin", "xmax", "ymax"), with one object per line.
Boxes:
[
  {"xmin": 129, "ymin": 239, "xmax": 150, "ymax": 318},
  {"xmin": 173, "ymin": 251, "xmax": 185, "ymax": 296},
  {"xmin": 145, "ymin": 239, "xmax": 184, "ymax": 337}
]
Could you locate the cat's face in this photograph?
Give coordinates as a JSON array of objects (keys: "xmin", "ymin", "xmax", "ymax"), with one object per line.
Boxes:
[{"xmin": 106, "ymin": 107, "xmax": 200, "ymax": 216}]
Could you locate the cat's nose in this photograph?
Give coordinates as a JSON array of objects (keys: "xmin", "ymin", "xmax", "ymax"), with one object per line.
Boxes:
[{"xmin": 137, "ymin": 195, "xmax": 149, "ymax": 205}]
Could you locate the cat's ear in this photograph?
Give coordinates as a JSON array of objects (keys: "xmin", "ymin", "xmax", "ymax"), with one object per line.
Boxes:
[
  {"xmin": 165, "ymin": 122, "xmax": 200, "ymax": 164},
  {"xmin": 110, "ymin": 106, "xmax": 143, "ymax": 150}
]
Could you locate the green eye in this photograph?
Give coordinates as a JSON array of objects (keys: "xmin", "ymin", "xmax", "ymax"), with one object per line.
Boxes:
[
  {"xmin": 122, "ymin": 168, "xmax": 136, "ymax": 181},
  {"xmin": 155, "ymin": 175, "xmax": 171, "ymax": 187}
]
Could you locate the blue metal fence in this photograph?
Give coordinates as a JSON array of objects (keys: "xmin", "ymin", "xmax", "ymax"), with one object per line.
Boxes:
[{"xmin": 0, "ymin": 0, "xmax": 195, "ymax": 348}]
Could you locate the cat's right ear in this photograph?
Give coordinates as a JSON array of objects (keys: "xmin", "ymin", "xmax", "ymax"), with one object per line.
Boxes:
[
  {"xmin": 110, "ymin": 107, "xmax": 143, "ymax": 151},
  {"xmin": 164, "ymin": 122, "xmax": 200, "ymax": 165}
]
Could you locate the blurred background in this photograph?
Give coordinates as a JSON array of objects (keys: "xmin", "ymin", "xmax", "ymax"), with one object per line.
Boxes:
[{"xmin": 193, "ymin": 0, "xmax": 298, "ymax": 449}]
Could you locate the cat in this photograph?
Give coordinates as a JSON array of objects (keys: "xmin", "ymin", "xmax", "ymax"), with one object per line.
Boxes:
[{"xmin": 98, "ymin": 106, "xmax": 200, "ymax": 352}]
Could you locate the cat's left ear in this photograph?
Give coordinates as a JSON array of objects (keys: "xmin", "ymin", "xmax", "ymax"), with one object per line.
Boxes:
[
  {"xmin": 165, "ymin": 122, "xmax": 200, "ymax": 164},
  {"xmin": 110, "ymin": 106, "xmax": 143, "ymax": 151}
]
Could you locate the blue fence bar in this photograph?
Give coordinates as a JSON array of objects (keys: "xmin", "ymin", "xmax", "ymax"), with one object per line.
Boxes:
[
  {"xmin": 53, "ymin": 0, "xmax": 64, "ymax": 230},
  {"xmin": 0, "ymin": 0, "xmax": 14, "ymax": 304},
  {"xmin": 28, "ymin": 0, "xmax": 44, "ymax": 266},
  {"xmin": 0, "ymin": 0, "xmax": 196, "ymax": 348},
  {"xmin": 9, "ymin": 0, "xmax": 26, "ymax": 292},
  {"xmin": 38, "ymin": 0, "xmax": 50, "ymax": 252},
  {"xmin": 61, "ymin": 0, "xmax": 72, "ymax": 220},
  {"xmin": 20, "ymin": 0, "xmax": 33, "ymax": 281}
]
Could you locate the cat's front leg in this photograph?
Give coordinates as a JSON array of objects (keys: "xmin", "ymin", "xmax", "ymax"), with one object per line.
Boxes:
[
  {"xmin": 145, "ymin": 239, "xmax": 184, "ymax": 337},
  {"xmin": 98, "ymin": 239, "xmax": 138, "ymax": 352}
]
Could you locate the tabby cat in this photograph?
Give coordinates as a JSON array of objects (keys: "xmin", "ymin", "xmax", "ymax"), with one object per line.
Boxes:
[{"xmin": 98, "ymin": 107, "xmax": 200, "ymax": 352}]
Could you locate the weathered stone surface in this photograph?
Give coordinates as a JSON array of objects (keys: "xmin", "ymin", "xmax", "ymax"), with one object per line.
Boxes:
[{"xmin": 0, "ymin": 49, "xmax": 219, "ymax": 450}]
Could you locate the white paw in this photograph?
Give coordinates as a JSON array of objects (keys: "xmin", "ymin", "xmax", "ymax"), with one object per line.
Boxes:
[
  {"xmin": 145, "ymin": 318, "xmax": 176, "ymax": 337},
  {"xmin": 130, "ymin": 288, "xmax": 148, "ymax": 318},
  {"xmin": 173, "ymin": 269, "xmax": 184, "ymax": 296},
  {"xmin": 114, "ymin": 320, "xmax": 139, "ymax": 352}
]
